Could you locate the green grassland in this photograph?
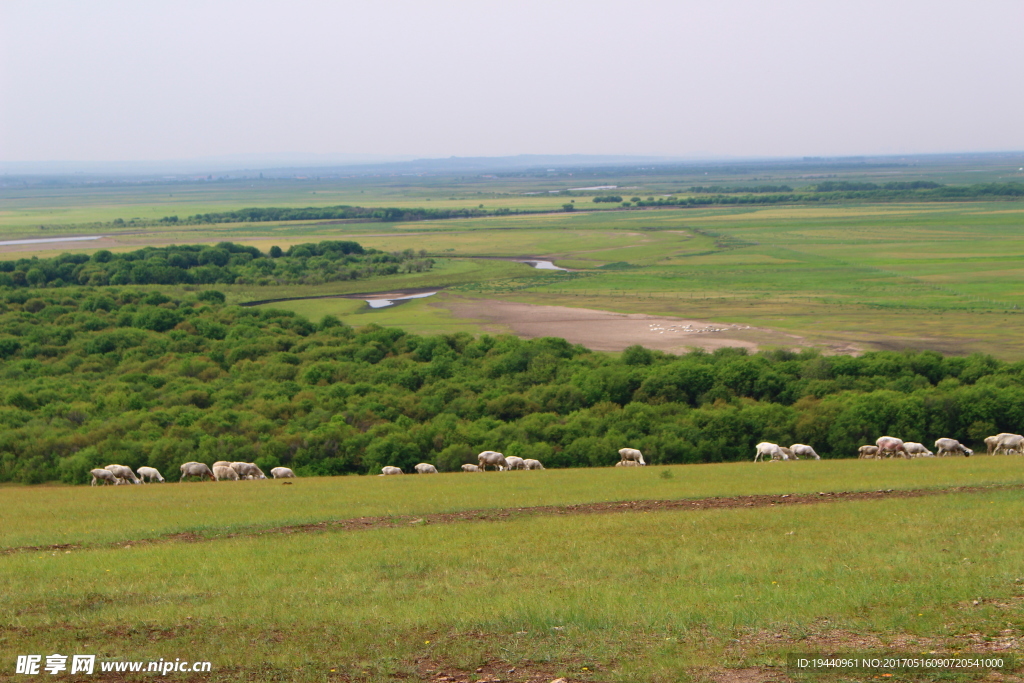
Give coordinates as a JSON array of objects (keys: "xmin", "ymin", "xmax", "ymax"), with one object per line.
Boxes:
[
  {"xmin": 3, "ymin": 457, "xmax": 1021, "ymax": 550},
  {"xmin": 4, "ymin": 460, "xmax": 1024, "ymax": 681},
  {"xmin": 218, "ymin": 203, "xmax": 1024, "ymax": 357}
]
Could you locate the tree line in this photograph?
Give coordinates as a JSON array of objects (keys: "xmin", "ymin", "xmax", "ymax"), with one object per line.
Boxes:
[
  {"xmin": 0, "ymin": 287, "xmax": 1021, "ymax": 484},
  {"xmin": 0, "ymin": 241, "xmax": 433, "ymax": 288},
  {"xmin": 689, "ymin": 185, "xmax": 794, "ymax": 193},
  {"xmin": 622, "ymin": 183, "xmax": 1024, "ymax": 208}
]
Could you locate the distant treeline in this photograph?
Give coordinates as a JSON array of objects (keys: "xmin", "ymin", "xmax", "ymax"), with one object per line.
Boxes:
[
  {"xmin": 811, "ymin": 181, "xmax": 942, "ymax": 192},
  {"xmin": 183, "ymin": 205, "xmax": 509, "ymax": 224},
  {"xmin": 689, "ymin": 185, "xmax": 794, "ymax": 193},
  {"xmin": 108, "ymin": 205, "xmax": 515, "ymax": 228},
  {"xmin": 626, "ymin": 182, "xmax": 1024, "ymax": 207},
  {"xmin": 0, "ymin": 287, "xmax": 1021, "ymax": 484},
  {"xmin": 0, "ymin": 241, "xmax": 433, "ymax": 288}
]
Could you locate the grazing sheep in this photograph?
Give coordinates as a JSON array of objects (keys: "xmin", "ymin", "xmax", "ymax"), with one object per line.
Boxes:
[
  {"xmin": 983, "ymin": 434, "xmax": 1019, "ymax": 455},
  {"xmin": 504, "ymin": 456, "xmax": 526, "ymax": 470},
  {"xmin": 461, "ymin": 464, "xmax": 482, "ymax": 472},
  {"xmin": 381, "ymin": 466, "xmax": 403, "ymax": 475},
  {"xmin": 414, "ymin": 463, "xmax": 438, "ymax": 474},
  {"xmin": 523, "ymin": 458, "xmax": 545, "ymax": 470},
  {"xmin": 137, "ymin": 466, "xmax": 165, "ymax": 483},
  {"xmin": 790, "ymin": 444, "xmax": 821, "ymax": 460},
  {"xmin": 105, "ymin": 464, "xmax": 140, "ymax": 484},
  {"xmin": 615, "ymin": 460, "xmax": 641, "ymax": 467},
  {"xmin": 994, "ymin": 433, "xmax": 1024, "ymax": 455},
  {"xmin": 903, "ymin": 442, "xmax": 934, "ymax": 458},
  {"xmin": 213, "ymin": 461, "xmax": 232, "ymax": 469},
  {"xmin": 179, "ymin": 462, "xmax": 215, "ymax": 482},
  {"xmin": 875, "ymin": 436, "xmax": 908, "ymax": 459},
  {"xmin": 754, "ymin": 442, "xmax": 783, "ymax": 462},
  {"xmin": 477, "ymin": 451, "xmax": 508, "ymax": 471},
  {"xmin": 935, "ymin": 438, "xmax": 972, "ymax": 457},
  {"xmin": 858, "ymin": 445, "xmax": 879, "ymax": 459},
  {"xmin": 90, "ymin": 468, "xmax": 120, "ymax": 486},
  {"xmin": 270, "ymin": 467, "xmax": 295, "ymax": 479},
  {"xmin": 213, "ymin": 465, "xmax": 239, "ymax": 481},
  {"xmin": 230, "ymin": 462, "xmax": 266, "ymax": 479},
  {"xmin": 618, "ymin": 448, "xmax": 646, "ymax": 465}
]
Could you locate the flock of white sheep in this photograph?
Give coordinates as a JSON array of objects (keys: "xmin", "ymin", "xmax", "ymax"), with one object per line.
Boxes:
[
  {"xmin": 378, "ymin": 447, "xmax": 647, "ymax": 475},
  {"xmin": 88, "ymin": 432, "xmax": 1019, "ymax": 486},
  {"xmin": 758, "ymin": 433, "xmax": 1022, "ymax": 462},
  {"xmin": 857, "ymin": 433, "xmax": 1024, "ymax": 459},
  {"xmin": 88, "ymin": 461, "xmax": 296, "ymax": 486}
]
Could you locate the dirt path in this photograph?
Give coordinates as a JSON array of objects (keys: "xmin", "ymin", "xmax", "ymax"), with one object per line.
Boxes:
[
  {"xmin": 6, "ymin": 483, "xmax": 1017, "ymax": 557},
  {"xmin": 446, "ymin": 299, "xmax": 807, "ymax": 353}
]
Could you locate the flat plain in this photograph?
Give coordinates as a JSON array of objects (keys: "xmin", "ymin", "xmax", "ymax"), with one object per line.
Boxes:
[{"xmin": 6, "ymin": 170, "xmax": 1024, "ymax": 356}]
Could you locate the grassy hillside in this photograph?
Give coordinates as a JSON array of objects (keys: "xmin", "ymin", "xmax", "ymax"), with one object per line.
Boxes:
[{"xmin": 3, "ymin": 479, "xmax": 1022, "ymax": 681}]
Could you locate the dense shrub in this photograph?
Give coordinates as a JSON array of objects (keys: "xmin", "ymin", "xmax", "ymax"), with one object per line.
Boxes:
[
  {"xmin": 0, "ymin": 241, "xmax": 433, "ymax": 289},
  {"xmin": 1, "ymin": 288, "xmax": 1023, "ymax": 484}
]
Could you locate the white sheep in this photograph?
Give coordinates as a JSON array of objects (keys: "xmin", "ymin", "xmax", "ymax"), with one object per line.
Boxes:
[
  {"xmin": 213, "ymin": 460, "xmax": 232, "ymax": 469},
  {"xmin": 504, "ymin": 456, "xmax": 526, "ymax": 470},
  {"xmin": 618, "ymin": 447, "xmax": 646, "ymax": 465},
  {"xmin": 858, "ymin": 445, "xmax": 879, "ymax": 459},
  {"xmin": 230, "ymin": 462, "xmax": 266, "ymax": 479},
  {"xmin": 789, "ymin": 444, "xmax": 821, "ymax": 460},
  {"xmin": 754, "ymin": 442, "xmax": 782, "ymax": 462},
  {"xmin": 523, "ymin": 458, "xmax": 545, "ymax": 470},
  {"xmin": 90, "ymin": 468, "xmax": 120, "ymax": 486},
  {"xmin": 105, "ymin": 464, "xmax": 140, "ymax": 484},
  {"xmin": 461, "ymin": 464, "xmax": 482, "ymax": 472},
  {"xmin": 270, "ymin": 467, "xmax": 295, "ymax": 479},
  {"xmin": 477, "ymin": 451, "xmax": 508, "ymax": 471},
  {"xmin": 935, "ymin": 438, "xmax": 972, "ymax": 457},
  {"xmin": 213, "ymin": 465, "xmax": 239, "ymax": 481},
  {"xmin": 876, "ymin": 436, "xmax": 909, "ymax": 458},
  {"xmin": 414, "ymin": 463, "xmax": 438, "ymax": 474},
  {"xmin": 136, "ymin": 466, "xmax": 165, "ymax": 483},
  {"xmin": 179, "ymin": 462, "xmax": 215, "ymax": 482},
  {"xmin": 903, "ymin": 442, "xmax": 934, "ymax": 458},
  {"xmin": 615, "ymin": 460, "xmax": 641, "ymax": 467},
  {"xmin": 381, "ymin": 466, "xmax": 403, "ymax": 475}
]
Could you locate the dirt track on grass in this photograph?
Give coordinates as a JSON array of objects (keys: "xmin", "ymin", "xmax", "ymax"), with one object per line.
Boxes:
[{"xmin": 6, "ymin": 483, "xmax": 1019, "ymax": 557}]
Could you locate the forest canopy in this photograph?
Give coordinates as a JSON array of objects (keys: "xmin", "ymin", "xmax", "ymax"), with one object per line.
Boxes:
[
  {"xmin": 0, "ymin": 240, "xmax": 433, "ymax": 288},
  {"xmin": 0, "ymin": 287, "xmax": 1020, "ymax": 484}
]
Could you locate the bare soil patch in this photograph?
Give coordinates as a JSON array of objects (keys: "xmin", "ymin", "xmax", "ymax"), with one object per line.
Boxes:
[
  {"xmin": 6, "ymin": 483, "xmax": 1018, "ymax": 557},
  {"xmin": 446, "ymin": 300, "xmax": 806, "ymax": 353}
]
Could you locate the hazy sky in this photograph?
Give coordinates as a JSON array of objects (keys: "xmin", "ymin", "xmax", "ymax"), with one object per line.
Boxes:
[{"xmin": 2, "ymin": 0, "xmax": 1022, "ymax": 163}]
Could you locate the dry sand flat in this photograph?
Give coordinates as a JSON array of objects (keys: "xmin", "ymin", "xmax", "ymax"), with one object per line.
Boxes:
[{"xmin": 447, "ymin": 299, "xmax": 806, "ymax": 353}]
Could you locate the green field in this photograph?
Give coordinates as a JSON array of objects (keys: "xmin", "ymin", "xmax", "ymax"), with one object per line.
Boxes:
[
  {"xmin": 212, "ymin": 203, "xmax": 1024, "ymax": 356},
  {"xmin": 4, "ymin": 458, "xmax": 1024, "ymax": 682},
  {"xmin": 5, "ymin": 457, "xmax": 1021, "ymax": 549}
]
